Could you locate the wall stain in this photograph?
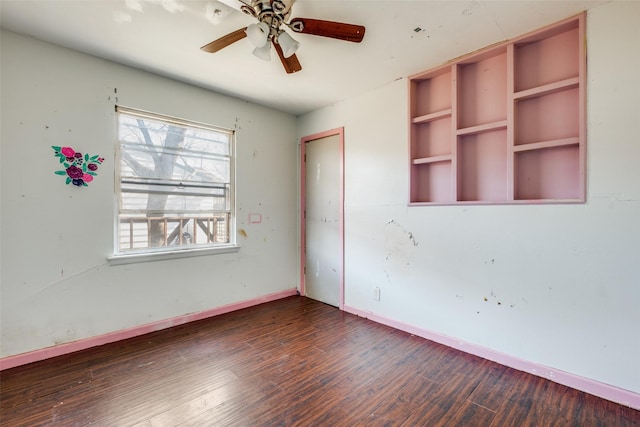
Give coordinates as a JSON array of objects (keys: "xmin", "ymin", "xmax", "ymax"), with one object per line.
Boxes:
[
  {"xmin": 383, "ymin": 220, "xmax": 417, "ymax": 278},
  {"xmin": 484, "ymin": 292, "xmax": 515, "ymax": 308},
  {"xmin": 238, "ymin": 229, "xmax": 248, "ymax": 238},
  {"xmin": 462, "ymin": 1, "xmax": 480, "ymax": 16}
]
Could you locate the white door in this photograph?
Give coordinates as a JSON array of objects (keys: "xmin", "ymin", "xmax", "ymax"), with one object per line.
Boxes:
[{"xmin": 302, "ymin": 131, "xmax": 343, "ymax": 308}]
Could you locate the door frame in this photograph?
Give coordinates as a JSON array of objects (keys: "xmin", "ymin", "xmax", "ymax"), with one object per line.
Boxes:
[{"xmin": 299, "ymin": 128, "xmax": 345, "ymax": 309}]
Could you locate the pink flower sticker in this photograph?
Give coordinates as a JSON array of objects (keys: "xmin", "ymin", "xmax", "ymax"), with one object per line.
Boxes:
[
  {"xmin": 52, "ymin": 146, "xmax": 104, "ymax": 187},
  {"xmin": 61, "ymin": 147, "xmax": 75, "ymax": 157}
]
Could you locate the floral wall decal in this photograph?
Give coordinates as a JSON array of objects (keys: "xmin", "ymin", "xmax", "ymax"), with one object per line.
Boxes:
[{"xmin": 52, "ymin": 146, "xmax": 104, "ymax": 187}]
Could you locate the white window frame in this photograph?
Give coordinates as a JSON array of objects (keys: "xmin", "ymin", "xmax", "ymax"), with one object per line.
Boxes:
[{"xmin": 109, "ymin": 106, "xmax": 238, "ymax": 264}]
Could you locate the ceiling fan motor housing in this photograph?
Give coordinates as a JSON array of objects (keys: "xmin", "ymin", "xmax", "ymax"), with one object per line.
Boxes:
[
  {"xmin": 250, "ymin": 0, "xmax": 290, "ymax": 21},
  {"xmin": 246, "ymin": 0, "xmax": 293, "ymax": 43}
]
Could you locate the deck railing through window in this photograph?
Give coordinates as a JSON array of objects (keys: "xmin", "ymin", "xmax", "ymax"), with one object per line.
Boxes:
[{"xmin": 118, "ymin": 213, "xmax": 230, "ymax": 251}]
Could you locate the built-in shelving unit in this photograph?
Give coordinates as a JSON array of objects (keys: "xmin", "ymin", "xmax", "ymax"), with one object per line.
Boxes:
[{"xmin": 409, "ymin": 14, "xmax": 585, "ymax": 205}]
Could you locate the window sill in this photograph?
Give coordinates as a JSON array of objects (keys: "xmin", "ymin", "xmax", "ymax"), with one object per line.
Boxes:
[{"xmin": 108, "ymin": 245, "xmax": 240, "ymax": 265}]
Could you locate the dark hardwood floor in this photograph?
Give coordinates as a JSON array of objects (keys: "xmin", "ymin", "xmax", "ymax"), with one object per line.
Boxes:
[{"xmin": 1, "ymin": 296, "xmax": 638, "ymax": 426}]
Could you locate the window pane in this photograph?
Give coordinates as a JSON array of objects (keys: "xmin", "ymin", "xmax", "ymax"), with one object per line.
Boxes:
[
  {"xmin": 120, "ymin": 144, "xmax": 230, "ymax": 184},
  {"xmin": 118, "ymin": 214, "xmax": 230, "ymax": 249},
  {"xmin": 120, "ymin": 189, "xmax": 229, "ymax": 214},
  {"xmin": 117, "ymin": 108, "xmax": 234, "ymax": 253}
]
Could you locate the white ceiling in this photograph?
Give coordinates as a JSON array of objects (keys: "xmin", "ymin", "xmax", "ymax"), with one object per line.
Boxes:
[{"xmin": 0, "ymin": 0, "xmax": 605, "ymax": 116}]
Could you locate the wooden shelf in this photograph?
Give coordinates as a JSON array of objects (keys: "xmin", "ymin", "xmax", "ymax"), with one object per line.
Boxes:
[
  {"xmin": 412, "ymin": 155, "xmax": 452, "ymax": 165},
  {"xmin": 408, "ymin": 13, "xmax": 585, "ymax": 205},
  {"xmin": 513, "ymin": 137, "xmax": 579, "ymax": 152},
  {"xmin": 412, "ymin": 109, "xmax": 452, "ymax": 124},
  {"xmin": 514, "ymin": 77, "xmax": 579, "ymax": 101},
  {"xmin": 457, "ymin": 120, "xmax": 508, "ymax": 136}
]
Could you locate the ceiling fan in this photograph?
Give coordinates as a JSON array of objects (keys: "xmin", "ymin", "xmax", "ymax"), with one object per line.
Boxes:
[{"xmin": 201, "ymin": 0, "xmax": 366, "ymax": 74}]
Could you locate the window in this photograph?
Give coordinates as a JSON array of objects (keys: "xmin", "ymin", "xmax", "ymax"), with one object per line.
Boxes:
[{"xmin": 114, "ymin": 107, "xmax": 235, "ymax": 258}]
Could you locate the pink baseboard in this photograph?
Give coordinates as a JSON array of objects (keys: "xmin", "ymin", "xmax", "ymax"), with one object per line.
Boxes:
[
  {"xmin": 0, "ymin": 288, "xmax": 298, "ymax": 371},
  {"xmin": 343, "ymin": 305, "xmax": 640, "ymax": 411}
]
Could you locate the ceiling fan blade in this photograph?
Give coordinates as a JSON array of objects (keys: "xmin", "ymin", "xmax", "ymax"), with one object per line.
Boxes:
[
  {"xmin": 289, "ymin": 18, "xmax": 365, "ymax": 43},
  {"xmin": 201, "ymin": 27, "xmax": 247, "ymax": 53},
  {"xmin": 273, "ymin": 40, "xmax": 302, "ymax": 74}
]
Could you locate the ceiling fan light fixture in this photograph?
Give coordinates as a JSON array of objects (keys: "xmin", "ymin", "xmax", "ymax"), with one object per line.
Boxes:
[
  {"xmin": 277, "ymin": 31, "xmax": 300, "ymax": 58},
  {"xmin": 246, "ymin": 21, "xmax": 270, "ymax": 47},
  {"xmin": 252, "ymin": 43, "xmax": 272, "ymax": 61}
]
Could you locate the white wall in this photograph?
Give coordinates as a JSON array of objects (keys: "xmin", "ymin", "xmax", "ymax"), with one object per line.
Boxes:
[
  {"xmin": 298, "ymin": 1, "xmax": 640, "ymax": 395},
  {"xmin": 0, "ymin": 31, "xmax": 299, "ymax": 357}
]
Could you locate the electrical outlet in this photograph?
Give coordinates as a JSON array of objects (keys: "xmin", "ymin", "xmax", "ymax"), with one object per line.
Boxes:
[{"xmin": 373, "ymin": 286, "xmax": 381, "ymax": 301}]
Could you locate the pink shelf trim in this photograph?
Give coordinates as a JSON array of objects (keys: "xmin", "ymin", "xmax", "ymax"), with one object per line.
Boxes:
[
  {"xmin": 0, "ymin": 288, "xmax": 299, "ymax": 371},
  {"xmin": 343, "ymin": 305, "xmax": 640, "ymax": 410}
]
